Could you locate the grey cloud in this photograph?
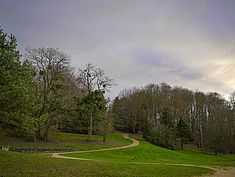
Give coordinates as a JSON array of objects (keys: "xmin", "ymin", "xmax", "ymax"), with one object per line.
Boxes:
[
  {"xmin": 130, "ymin": 46, "xmax": 204, "ymax": 81},
  {"xmin": 1, "ymin": 0, "xmax": 235, "ymax": 99}
]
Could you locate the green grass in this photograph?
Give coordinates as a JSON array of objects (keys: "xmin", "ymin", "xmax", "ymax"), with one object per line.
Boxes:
[
  {"xmin": 66, "ymin": 135, "xmax": 235, "ymax": 167},
  {"xmin": 0, "ymin": 151, "xmax": 211, "ymax": 177},
  {"xmin": 0, "ymin": 132, "xmax": 234, "ymax": 177},
  {"xmin": 0, "ymin": 131, "xmax": 132, "ymax": 150}
]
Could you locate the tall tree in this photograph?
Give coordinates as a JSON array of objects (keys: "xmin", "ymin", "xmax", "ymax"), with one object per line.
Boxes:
[
  {"xmin": 77, "ymin": 64, "xmax": 114, "ymax": 140},
  {"xmin": 77, "ymin": 90, "xmax": 106, "ymax": 141},
  {"xmin": 0, "ymin": 27, "xmax": 35, "ymax": 136},
  {"xmin": 176, "ymin": 119, "xmax": 192, "ymax": 149},
  {"xmin": 25, "ymin": 47, "xmax": 71, "ymax": 140}
]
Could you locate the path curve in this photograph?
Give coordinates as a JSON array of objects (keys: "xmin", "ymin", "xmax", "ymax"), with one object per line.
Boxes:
[
  {"xmin": 52, "ymin": 134, "xmax": 235, "ymax": 176},
  {"xmin": 52, "ymin": 133, "xmax": 139, "ymax": 160}
]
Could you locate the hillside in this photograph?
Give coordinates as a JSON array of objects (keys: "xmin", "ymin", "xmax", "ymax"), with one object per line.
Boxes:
[{"xmin": 1, "ymin": 132, "xmax": 235, "ymax": 177}]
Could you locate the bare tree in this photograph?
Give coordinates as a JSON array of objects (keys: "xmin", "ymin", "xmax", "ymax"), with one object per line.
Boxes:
[
  {"xmin": 77, "ymin": 63, "xmax": 114, "ymax": 140},
  {"xmin": 25, "ymin": 47, "xmax": 70, "ymax": 140},
  {"xmin": 77, "ymin": 63, "xmax": 114, "ymax": 93}
]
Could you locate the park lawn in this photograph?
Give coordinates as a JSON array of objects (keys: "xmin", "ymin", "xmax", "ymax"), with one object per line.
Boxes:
[
  {"xmin": 0, "ymin": 131, "xmax": 132, "ymax": 150},
  {"xmin": 0, "ymin": 133, "xmax": 233, "ymax": 177},
  {"xmin": 65, "ymin": 135, "xmax": 235, "ymax": 167},
  {"xmin": 0, "ymin": 151, "xmax": 211, "ymax": 177}
]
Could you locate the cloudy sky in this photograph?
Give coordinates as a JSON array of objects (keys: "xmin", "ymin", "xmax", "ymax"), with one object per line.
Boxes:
[{"xmin": 1, "ymin": 0, "xmax": 235, "ymax": 99}]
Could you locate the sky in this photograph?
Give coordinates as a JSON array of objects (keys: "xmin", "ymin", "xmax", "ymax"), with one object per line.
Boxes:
[{"xmin": 1, "ymin": 0, "xmax": 235, "ymax": 99}]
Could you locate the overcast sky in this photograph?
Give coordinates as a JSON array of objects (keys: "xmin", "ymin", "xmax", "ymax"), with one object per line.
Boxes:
[{"xmin": 1, "ymin": 0, "xmax": 235, "ymax": 99}]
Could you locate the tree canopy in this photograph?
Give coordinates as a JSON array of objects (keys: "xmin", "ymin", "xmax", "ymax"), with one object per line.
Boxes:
[{"xmin": 0, "ymin": 27, "xmax": 35, "ymax": 136}]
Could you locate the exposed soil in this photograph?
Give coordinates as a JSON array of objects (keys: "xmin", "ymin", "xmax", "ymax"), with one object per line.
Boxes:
[{"xmin": 201, "ymin": 167, "xmax": 235, "ymax": 177}]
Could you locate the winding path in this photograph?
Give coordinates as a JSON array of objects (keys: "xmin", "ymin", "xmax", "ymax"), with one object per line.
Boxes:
[
  {"xmin": 52, "ymin": 134, "xmax": 139, "ymax": 160},
  {"xmin": 52, "ymin": 134, "xmax": 235, "ymax": 176}
]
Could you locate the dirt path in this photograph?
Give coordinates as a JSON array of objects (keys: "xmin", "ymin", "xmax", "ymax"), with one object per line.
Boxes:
[
  {"xmin": 52, "ymin": 134, "xmax": 235, "ymax": 176},
  {"xmin": 52, "ymin": 133, "xmax": 139, "ymax": 160},
  {"xmin": 201, "ymin": 167, "xmax": 235, "ymax": 177}
]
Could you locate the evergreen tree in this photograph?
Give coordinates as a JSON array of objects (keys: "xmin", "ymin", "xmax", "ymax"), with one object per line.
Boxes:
[
  {"xmin": 77, "ymin": 90, "xmax": 106, "ymax": 141},
  {"xmin": 176, "ymin": 119, "xmax": 192, "ymax": 149},
  {"xmin": 161, "ymin": 107, "xmax": 174, "ymax": 128},
  {"xmin": 0, "ymin": 26, "xmax": 35, "ymax": 136}
]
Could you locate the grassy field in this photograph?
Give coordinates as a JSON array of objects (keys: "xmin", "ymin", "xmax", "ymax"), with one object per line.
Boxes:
[
  {"xmin": 65, "ymin": 135, "xmax": 235, "ymax": 167},
  {"xmin": 0, "ymin": 151, "xmax": 211, "ymax": 177},
  {"xmin": 0, "ymin": 131, "xmax": 132, "ymax": 150},
  {"xmin": 0, "ymin": 132, "xmax": 234, "ymax": 177}
]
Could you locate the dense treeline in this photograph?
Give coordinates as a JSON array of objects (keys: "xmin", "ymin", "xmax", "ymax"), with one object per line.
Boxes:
[
  {"xmin": 0, "ymin": 27, "xmax": 113, "ymax": 141},
  {"xmin": 112, "ymin": 83, "xmax": 235, "ymax": 154}
]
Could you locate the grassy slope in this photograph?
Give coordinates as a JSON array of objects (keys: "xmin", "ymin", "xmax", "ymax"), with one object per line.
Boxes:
[
  {"xmin": 0, "ymin": 133, "xmax": 234, "ymax": 177},
  {"xmin": 0, "ymin": 132, "xmax": 132, "ymax": 150},
  {"xmin": 66, "ymin": 135, "xmax": 235, "ymax": 167},
  {"xmin": 0, "ymin": 151, "xmax": 211, "ymax": 177}
]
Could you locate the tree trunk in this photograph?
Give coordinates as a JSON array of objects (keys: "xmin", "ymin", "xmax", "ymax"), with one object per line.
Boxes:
[
  {"xmin": 55, "ymin": 118, "xmax": 59, "ymax": 131},
  {"xmin": 199, "ymin": 124, "xmax": 203, "ymax": 148},
  {"xmin": 34, "ymin": 134, "xmax": 37, "ymax": 143},
  {"xmin": 88, "ymin": 113, "xmax": 93, "ymax": 141},
  {"xmin": 103, "ymin": 134, "xmax": 107, "ymax": 142},
  {"xmin": 37, "ymin": 95, "xmax": 47, "ymax": 139},
  {"xmin": 181, "ymin": 138, "xmax": 184, "ymax": 150},
  {"xmin": 37, "ymin": 128, "xmax": 41, "ymax": 139},
  {"xmin": 133, "ymin": 114, "xmax": 137, "ymax": 134},
  {"xmin": 42, "ymin": 117, "xmax": 52, "ymax": 141}
]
